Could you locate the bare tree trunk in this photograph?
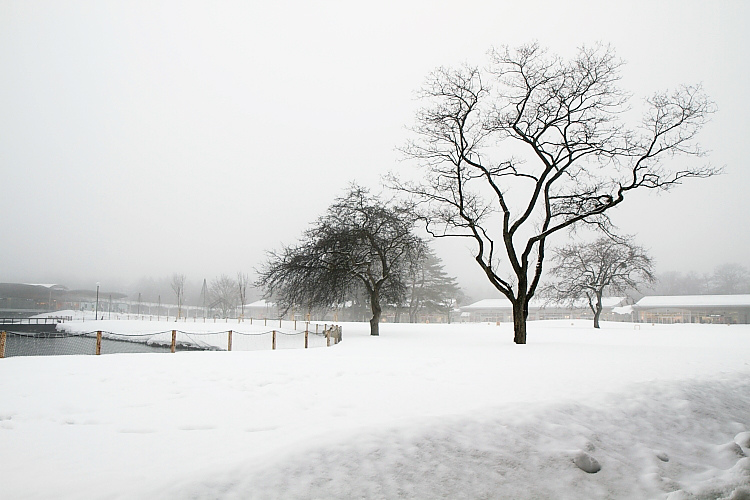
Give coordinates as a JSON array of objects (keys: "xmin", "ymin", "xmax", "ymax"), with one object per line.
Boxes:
[
  {"xmin": 512, "ymin": 298, "xmax": 528, "ymax": 344},
  {"xmin": 369, "ymin": 288, "xmax": 381, "ymax": 336},
  {"xmin": 593, "ymin": 291, "xmax": 603, "ymax": 329}
]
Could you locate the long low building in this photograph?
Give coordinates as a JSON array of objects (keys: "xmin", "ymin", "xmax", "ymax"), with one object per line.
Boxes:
[
  {"xmin": 632, "ymin": 295, "xmax": 750, "ymax": 324},
  {"xmin": 460, "ymin": 297, "xmax": 628, "ymax": 323}
]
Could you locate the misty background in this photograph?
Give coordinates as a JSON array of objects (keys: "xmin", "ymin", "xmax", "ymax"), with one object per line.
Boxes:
[{"xmin": 1, "ymin": 1, "xmax": 748, "ymax": 302}]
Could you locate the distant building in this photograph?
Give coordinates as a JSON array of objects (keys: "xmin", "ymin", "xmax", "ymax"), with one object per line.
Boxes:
[
  {"xmin": 632, "ymin": 295, "xmax": 750, "ymax": 324},
  {"xmin": 0, "ymin": 283, "xmax": 68, "ymax": 317},
  {"xmin": 245, "ymin": 300, "xmax": 279, "ymax": 319},
  {"xmin": 459, "ymin": 297, "xmax": 629, "ymax": 323},
  {"xmin": 0, "ymin": 283, "xmax": 130, "ymax": 318}
]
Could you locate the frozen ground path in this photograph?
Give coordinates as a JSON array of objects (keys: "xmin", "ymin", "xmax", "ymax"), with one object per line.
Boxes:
[{"xmin": 1, "ymin": 320, "xmax": 749, "ymax": 499}]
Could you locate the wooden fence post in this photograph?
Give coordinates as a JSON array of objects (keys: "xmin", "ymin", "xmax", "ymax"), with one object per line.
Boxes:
[
  {"xmin": 326, "ymin": 327, "xmax": 331, "ymax": 347},
  {"xmin": 171, "ymin": 330, "xmax": 177, "ymax": 353},
  {"xmin": 272, "ymin": 330, "xmax": 276, "ymax": 350},
  {"xmin": 96, "ymin": 331, "xmax": 102, "ymax": 355},
  {"xmin": 0, "ymin": 331, "xmax": 6, "ymax": 358},
  {"xmin": 228, "ymin": 330, "xmax": 233, "ymax": 351},
  {"xmin": 305, "ymin": 328, "xmax": 308, "ymax": 349}
]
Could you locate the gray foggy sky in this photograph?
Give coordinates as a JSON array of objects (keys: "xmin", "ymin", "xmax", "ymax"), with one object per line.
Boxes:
[{"xmin": 1, "ymin": 0, "xmax": 748, "ymax": 294}]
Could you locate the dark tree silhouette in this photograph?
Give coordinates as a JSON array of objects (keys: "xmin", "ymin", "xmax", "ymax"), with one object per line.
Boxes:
[
  {"xmin": 402, "ymin": 247, "xmax": 462, "ymax": 323},
  {"xmin": 546, "ymin": 236, "xmax": 655, "ymax": 328},
  {"xmin": 258, "ymin": 185, "xmax": 424, "ymax": 336},
  {"xmin": 394, "ymin": 42, "xmax": 718, "ymax": 343}
]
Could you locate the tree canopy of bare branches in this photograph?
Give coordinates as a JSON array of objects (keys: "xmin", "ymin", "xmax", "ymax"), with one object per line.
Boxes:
[
  {"xmin": 394, "ymin": 42, "xmax": 718, "ymax": 343},
  {"xmin": 257, "ymin": 185, "xmax": 424, "ymax": 336},
  {"xmin": 546, "ymin": 236, "xmax": 655, "ymax": 328}
]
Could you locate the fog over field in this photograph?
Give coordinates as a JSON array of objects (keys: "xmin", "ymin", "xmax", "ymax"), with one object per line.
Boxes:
[{"xmin": 1, "ymin": 1, "xmax": 748, "ymax": 295}]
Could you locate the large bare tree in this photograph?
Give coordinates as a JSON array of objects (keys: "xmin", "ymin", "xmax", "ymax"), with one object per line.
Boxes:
[
  {"xmin": 258, "ymin": 185, "xmax": 424, "ymax": 336},
  {"xmin": 394, "ymin": 42, "xmax": 718, "ymax": 343},
  {"xmin": 545, "ymin": 236, "xmax": 655, "ymax": 328}
]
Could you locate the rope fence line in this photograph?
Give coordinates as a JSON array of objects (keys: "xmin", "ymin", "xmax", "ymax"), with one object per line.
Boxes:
[{"xmin": 0, "ymin": 324, "xmax": 343, "ymax": 358}]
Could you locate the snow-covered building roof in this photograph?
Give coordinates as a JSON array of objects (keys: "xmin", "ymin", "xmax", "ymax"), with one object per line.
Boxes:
[
  {"xmin": 247, "ymin": 300, "xmax": 275, "ymax": 308},
  {"xmin": 461, "ymin": 298, "xmax": 513, "ymax": 310},
  {"xmin": 635, "ymin": 295, "xmax": 750, "ymax": 309},
  {"xmin": 462, "ymin": 297, "xmax": 627, "ymax": 311},
  {"xmin": 612, "ymin": 305, "xmax": 634, "ymax": 315},
  {"xmin": 22, "ymin": 283, "xmax": 68, "ymax": 290}
]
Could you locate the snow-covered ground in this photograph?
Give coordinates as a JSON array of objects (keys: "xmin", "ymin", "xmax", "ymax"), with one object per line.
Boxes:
[{"xmin": 1, "ymin": 320, "xmax": 749, "ymax": 499}]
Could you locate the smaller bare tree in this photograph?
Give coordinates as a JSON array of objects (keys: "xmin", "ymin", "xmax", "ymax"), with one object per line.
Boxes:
[
  {"xmin": 170, "ymin": 273, "xmax": 186, "ymax": 320},
  {"xmin": 210, "ymin": 274, "xmax": 238, "ymax": 319},
  {"xmin": 546, "ymin": 236, "xmax": 655, "ymax": 328},
  {"xmin": 237, "ymin": 272, "xmax": 251, "ymax": 321}
]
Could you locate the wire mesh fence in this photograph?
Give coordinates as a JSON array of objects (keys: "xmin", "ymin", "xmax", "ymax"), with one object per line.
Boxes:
[{"xmin": 0, "ymin": 325, "xmax": 342, "ymax": 358}]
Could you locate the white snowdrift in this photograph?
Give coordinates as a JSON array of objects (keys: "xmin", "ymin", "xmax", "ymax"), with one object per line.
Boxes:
[{"xmin": 1, "ymin": 320, "xmax": 749, "ymax": 499}]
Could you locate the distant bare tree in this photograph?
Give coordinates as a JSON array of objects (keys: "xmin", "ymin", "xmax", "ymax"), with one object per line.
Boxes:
[
  {"xmin": 170, "ymin": 273, "xmax": 186, "ymax": 320},
  {"xmin": 199, "ymin": 278, "xmax": 209, "ymax": 318},
  {"xmin": 394, "ymin": 42, "xmax": 718, "ymax": 343},
  {"xmin": 546, "ymin": 237, "xmax": 655, "ymax": 328},
  {"xmin": 711, "ymin": 263, "xmax": 750, "ymax": 294},
  {"xmin": 649, "ymin": 271, "xmax": 709, "ymax": 296},
  {"xmin": 210, "ymin": 274, "xmax": 238, "ymax": 318},
  {"xmin": 237, "ymin": 272, "xmax": 251, "ymax": 320}
]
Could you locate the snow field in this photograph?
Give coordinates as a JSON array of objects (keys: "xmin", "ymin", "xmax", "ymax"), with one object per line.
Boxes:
[{"xmin": 1, "ymin": 320, "xmax": 749, "ymax": 499}]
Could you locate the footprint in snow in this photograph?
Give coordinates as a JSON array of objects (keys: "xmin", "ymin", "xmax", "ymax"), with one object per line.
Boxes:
[
  {"xmin": 735, "ymin": 431, "xmax": 750, "ymax": 449},
  {"xmin": 573, "ymin": 450, "xmax": 601, "ymax": 473}
]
